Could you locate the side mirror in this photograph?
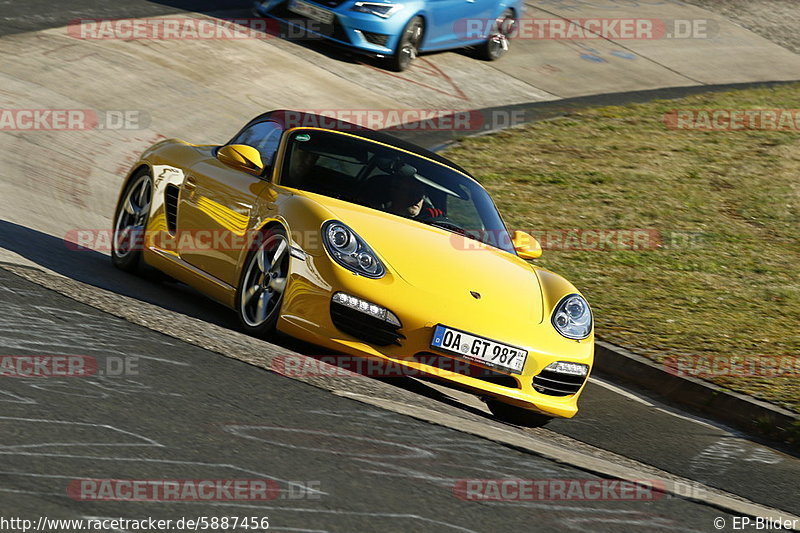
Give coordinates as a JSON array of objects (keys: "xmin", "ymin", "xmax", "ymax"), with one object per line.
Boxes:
[
  {"xmin": 512, "ymin": 230, "xmax": 542, "ymax": 259},
  {"xmin": 217, "ymin": 144, "xmax": 264, "ymax": 176}
]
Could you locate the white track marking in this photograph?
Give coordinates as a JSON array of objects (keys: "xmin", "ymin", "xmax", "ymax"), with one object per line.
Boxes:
[
  {"xmin": 587, "ymin": 377, "xmax": 653, "ymax": 406},
  {"xmin": 0, "ymin": 451, "xmax": 327, "ymax": 496},
  {"xmin": 588, "ymin": 377, "xmax": 736, "ymax": 432},
  {"xmin": 0, "ymin": 416, "xmax": 163, "ymax": 448}
]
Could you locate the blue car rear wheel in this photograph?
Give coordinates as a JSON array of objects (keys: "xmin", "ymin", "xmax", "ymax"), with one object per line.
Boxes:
[
  {"xmin": 476, "ymin": 9, "xmax": 515, "ymax": 61},
  {"xmin": 388, "ymin": 16, "xmax": 424, "ymax": 72}
]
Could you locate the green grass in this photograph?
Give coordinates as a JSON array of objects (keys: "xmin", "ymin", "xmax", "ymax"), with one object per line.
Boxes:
[{"xmin": 443, "ymin": 84, "xmax": 800, "ymax": 413}]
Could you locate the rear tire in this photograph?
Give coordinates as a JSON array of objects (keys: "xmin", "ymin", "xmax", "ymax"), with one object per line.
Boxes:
[
  {"xmin": 475, "ymin": 9, "xmax": 515, "ymax": 62},
  {"xmin": 236, "ymin": 227, "xmax": 290, "ymax": 338},
  {"xmin": 388, "ymin": 16, "xmax": 424, "ymax": 72},
  {"xmin": 111, "ymin": 169, "xmax": 152, "ymax": 273},
  {"xmin": 486, "ymin": 399, "xmax": 553, "ymax": 427}
]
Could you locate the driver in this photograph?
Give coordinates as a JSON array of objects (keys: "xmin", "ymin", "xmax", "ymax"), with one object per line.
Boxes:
[{"xmin": 388, "ymin": 170, "xmax": 444, "ymax": 220}]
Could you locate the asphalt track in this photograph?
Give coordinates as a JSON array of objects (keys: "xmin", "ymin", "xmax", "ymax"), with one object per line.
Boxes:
[
  {"xmin": 1, "ymin": 0, "xmax": 799, "ymax": 531},
  {"xmin": 0, "ymin": 267, "xmax": 750, "ymax": 532}
]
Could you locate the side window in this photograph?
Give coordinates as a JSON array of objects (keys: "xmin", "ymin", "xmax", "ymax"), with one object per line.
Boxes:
[{"xmin": 230, "ymin": 121, "xmax": 283, "ymax": 168}]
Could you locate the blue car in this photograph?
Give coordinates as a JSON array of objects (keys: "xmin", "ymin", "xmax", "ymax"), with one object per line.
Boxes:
[{"xmin": 253, "ymin": 0, "xmax": 523, "ymax": 71}]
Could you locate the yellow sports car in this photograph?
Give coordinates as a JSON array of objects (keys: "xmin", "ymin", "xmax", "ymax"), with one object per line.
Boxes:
[{"xmin": 112, "ymin": 110, "xmax": 594, "ymax": 425}]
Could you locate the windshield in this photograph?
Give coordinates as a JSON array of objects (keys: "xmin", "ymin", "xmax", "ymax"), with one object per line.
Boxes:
[{"xmin": 279, "ymin": 129, "xmax": 515, "ymax": 254}]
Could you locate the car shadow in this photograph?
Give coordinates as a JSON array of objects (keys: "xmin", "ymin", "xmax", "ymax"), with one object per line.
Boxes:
[{"xmin": 0, "ymin": 219, "xmax": 239, "ymax": 329}]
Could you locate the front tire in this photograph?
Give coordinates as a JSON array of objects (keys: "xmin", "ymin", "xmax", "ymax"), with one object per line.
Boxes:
[
  {"xmin": 388, "ymin": 16, "xmax": 424, "ymax": 72},
  {"xmin": 475, "ymin": 9, "xmax": 515, "ymax": 62},
  {"xmin": 111, "ymin": 169, "xmax": 152, "ymax": 273},
  {"xmin": 486, "ymin": 399, "xmax": 553, "ymax": 428},
  {"xmin": 236, "ymin": 227, "xmax": 290, "ymax": 337}
]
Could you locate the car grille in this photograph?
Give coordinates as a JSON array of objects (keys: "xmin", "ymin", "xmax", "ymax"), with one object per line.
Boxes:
[
  {"xmin": 413, "ymin": 352, "xmax": 519, "ymax": 389},
  {"xmin": 362, "ymin": 31, "xmax": 389, "ymax": 47},
  {"xmin": 313, "ymin": 0, "xmax": 348, "ymax": 7},
  {"xmin": 330, "ymin": 301, "xmax": 404, "ymax": 346},
  {"xmin": 165, "ymin": 184, "xmax": 179, "ymax": 234},
  {"xmin": 533, "ymin": 369, "xmax": 587, "ymax": 396}
]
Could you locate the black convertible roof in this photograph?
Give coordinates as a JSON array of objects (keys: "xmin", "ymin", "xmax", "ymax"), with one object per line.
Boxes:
[{"xmin": 233, "ymin": 110, "xmax": 471, "ymax": 177}]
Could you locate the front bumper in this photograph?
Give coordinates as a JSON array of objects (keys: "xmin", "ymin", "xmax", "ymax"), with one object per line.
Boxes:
[
  {"xmin": 277, "ymin": 249, "xmax": 594, "ymax": 419},
  {"xmin": 254, "ymin": 0, "xmax": 406, "ymax": 56}
]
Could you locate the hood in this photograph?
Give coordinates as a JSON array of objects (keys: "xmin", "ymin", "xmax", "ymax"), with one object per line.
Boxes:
[{"xmin": 315, "ymin": 196, "xmax": 544, "ymax": 324}]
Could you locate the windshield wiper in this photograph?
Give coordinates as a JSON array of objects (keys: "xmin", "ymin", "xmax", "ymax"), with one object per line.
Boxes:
[
  {"xmin": 429, "ymin": 221, "xmax": 491, "ymax": 245},
  {"xmin": 428, "ymin": 220, "xmax": 462, "ymax": 233}
]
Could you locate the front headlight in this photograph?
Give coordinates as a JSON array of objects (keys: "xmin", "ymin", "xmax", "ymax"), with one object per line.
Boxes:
[
  {"xmin": 322, "ymin": 221, "xmax": 385, "ymax": 278},
  {"xmin": 551, "ymin": 294, "xmax": 593, "ymax": 340},
  {"xmin": 351, "ymin": 1, "xmax": 403, "ymax": 18}
]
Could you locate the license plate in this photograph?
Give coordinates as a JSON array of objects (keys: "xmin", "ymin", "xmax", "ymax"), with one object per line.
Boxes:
[
  {"xmin": 431, "ymin": 325, "xmax": 527, "ymax": 375},
  {"xmin": 288, "ymin": 0, "xmax": 334, "ymax": 24}
]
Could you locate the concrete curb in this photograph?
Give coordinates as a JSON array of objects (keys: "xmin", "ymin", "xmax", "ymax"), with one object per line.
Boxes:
[
  {"xmin": 390, "ymin": 79, "xmax": 800, "ymax": 150},
  {"xmin": 593, "ymin": 341, "xmax": 800, "ymax": 441}
]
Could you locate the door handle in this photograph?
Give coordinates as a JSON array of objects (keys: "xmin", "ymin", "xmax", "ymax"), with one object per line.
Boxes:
[{"xmin": 184, "ymin": 177, "xmax": 197, "ymax": 190}]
